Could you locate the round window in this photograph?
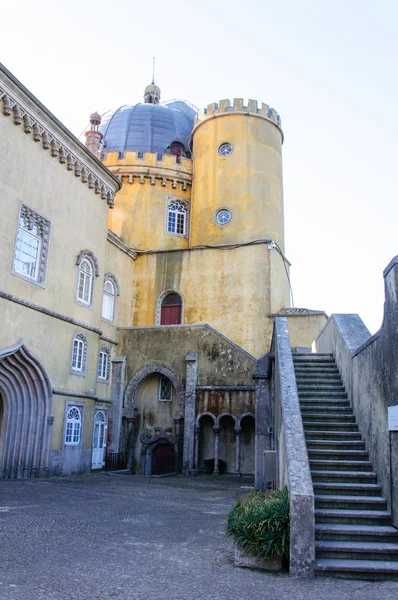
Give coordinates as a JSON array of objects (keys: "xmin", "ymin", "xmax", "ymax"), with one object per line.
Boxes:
[
  {"xmin": 214, "ymin": 208, "xmax": 232, "ymax": 226},
  {"xmin": 218, "ymin": 142, "xmax": 233, "ymax": 157}
]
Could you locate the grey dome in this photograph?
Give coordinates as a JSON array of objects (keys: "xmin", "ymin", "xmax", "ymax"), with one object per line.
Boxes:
[{"xmin": 99, "ymin": 102, "xmax": 195, "ymax": 156}]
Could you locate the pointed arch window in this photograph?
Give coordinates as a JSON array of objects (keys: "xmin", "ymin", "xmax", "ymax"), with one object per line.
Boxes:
[
  {"xmin": 166, "ymin": 200, "xmax": 188, "ymax": 237},
  {"xmin": 65, "ymin": 406, "xmax": 82, "ymax": 445}
]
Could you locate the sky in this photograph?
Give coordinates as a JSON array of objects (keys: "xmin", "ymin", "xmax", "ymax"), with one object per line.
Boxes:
[{"xmin": 1, "ymin": 0, "xmax": 397, "ymax": 334}]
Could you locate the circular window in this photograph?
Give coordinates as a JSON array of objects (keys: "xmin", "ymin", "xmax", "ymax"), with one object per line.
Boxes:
[
  {"xmin": 214, "ymin": 208, "xmax": 232, "ymax": 226},
  {"xmin": 218, "ymin": 142, "xmax": 233, "ymax": 157}
]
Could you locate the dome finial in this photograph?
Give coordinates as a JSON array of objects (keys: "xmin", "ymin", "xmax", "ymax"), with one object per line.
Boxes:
[{"xmin": 144, "ymin": 57, "xmax": 161, "ymax": 104}]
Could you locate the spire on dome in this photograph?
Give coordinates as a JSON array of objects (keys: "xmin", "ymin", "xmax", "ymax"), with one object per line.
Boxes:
[{"xmin": 144, "ymin": 57, "xmax": 161, "ymax": 104}]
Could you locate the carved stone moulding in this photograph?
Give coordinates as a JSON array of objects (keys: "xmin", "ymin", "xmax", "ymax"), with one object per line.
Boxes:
[{"xmin": 0, "ymin": 86, "xmax": 115, "ymax": 207}]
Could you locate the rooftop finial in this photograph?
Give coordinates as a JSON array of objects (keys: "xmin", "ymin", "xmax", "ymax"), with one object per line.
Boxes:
[{"xmin": 144, "ymin": 58, "xmax": 161, "ymax": 104}]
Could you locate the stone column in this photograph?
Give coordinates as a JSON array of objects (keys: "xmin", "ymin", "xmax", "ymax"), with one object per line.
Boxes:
[
  {"xmin": 213, "ymin": 427, "xmax": 220, "ymax": 476},
  {"xmin": 235, "ymin": 426, "xmax": 241, "ymax": 476},
  {"xmin": 174, "ymin": 418, "xmax": 182, "ymax": 472},
  {"xmin": 194, "ymin": 424, "xmax": 200, "ymax": 473},
  {"xmin": 182, "ymin": 353, "xmax": 199, "ymax": 476},
  {"xmin": 126, "ymin": 417, "xmax": 136, "ymax": 473},
  {"xmin": 253, "ymin": 355, "xmax": 272, "ymax": 490},
  {"xmin": 108, "ymin": 356, "xmax": 126, "ymax": 453}
]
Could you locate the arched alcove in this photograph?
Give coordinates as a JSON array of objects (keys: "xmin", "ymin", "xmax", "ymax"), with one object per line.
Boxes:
[{"xmin": 0, "ymin": 340, "xmax": 53, "ymax": 478}]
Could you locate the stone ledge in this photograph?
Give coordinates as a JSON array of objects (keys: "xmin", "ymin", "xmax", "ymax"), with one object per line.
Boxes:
[{"xmin": 234, "ymin": 547, "xmax": 283, "ymax": 571}]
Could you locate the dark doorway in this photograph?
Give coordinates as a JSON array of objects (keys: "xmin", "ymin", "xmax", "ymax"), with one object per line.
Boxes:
[
  {"xmin": 151, "ymin": 443, "xmax": 175, "ymax": 475},
  {"xmin": 160, "ymin": 293, "xmax": 182, "ymax": 325}
]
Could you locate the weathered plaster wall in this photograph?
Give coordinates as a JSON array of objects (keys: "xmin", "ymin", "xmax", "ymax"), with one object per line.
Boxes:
[
  {"xmin": 282, "ymin": 314, "xmax": 328, "ymax": 351},
  {"xmin": 118, "ymin": 324, "xmax": 256, "ymax": 388},
  {"xmin": 196, "ymin": 389, "xmax": 254, "ymax": 417},
  {"xmin": 130, "ymin": 244, "xmax": 283, "ymax": 357},
  {"xmin": 316, "ymin": 259, "xmax": 398, "ymax": 524}
]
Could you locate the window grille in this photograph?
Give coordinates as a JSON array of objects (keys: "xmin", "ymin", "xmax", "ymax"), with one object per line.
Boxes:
[
  {"xmin": 158, "ymin": 376, "xmax": 173, "ymax": 401},
  {"xmin": 65, "ymin": 406, "xmax": 82, "ymax": 445}
]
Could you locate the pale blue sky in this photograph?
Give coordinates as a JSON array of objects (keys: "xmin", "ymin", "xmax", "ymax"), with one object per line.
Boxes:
[{"xmin": 2, "ymin": 0, "xmax": 397, "ymax": 333}]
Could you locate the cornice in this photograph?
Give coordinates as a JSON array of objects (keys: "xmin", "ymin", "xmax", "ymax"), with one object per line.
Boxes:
[
  {"xmin": 0, "ymin": 63, "xmax": 121, "ymax": 207},
  {"xmin": 107, "ymin": 230, "xmax": 138, "ymax": 260}
]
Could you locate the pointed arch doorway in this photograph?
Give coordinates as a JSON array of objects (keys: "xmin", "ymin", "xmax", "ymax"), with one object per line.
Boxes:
[{"xmin": 0, "ymin": 340, "xmax": 53, "ymax": 478}]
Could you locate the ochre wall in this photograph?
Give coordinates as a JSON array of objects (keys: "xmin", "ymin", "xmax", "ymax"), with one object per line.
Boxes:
[
  {"xmin": 191, "ymin": 109, "xmax": 284, "ymax": 250},
  {"xmin": 283, "ymin": 314, "xmax": 328, "ymax": 350},
  {"xmin": 103, "ymin": 151, "xmax": 192, "ymax": 250},
  {"xmin": 130, "ymin": 244, "xmax": 287, "ymax": 357}
]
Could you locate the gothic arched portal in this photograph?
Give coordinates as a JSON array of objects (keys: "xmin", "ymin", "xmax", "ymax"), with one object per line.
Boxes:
[{"xmin": 0, "ymin": 340, "xmax": 53, "ymax": 478}]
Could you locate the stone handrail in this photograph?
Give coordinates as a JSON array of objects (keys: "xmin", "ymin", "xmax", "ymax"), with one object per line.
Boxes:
[{"xmin": 272, "ymin": 317, "xmax": 315, "ymax": 577}]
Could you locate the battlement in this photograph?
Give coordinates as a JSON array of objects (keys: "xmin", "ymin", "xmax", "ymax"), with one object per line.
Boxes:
[
  {"xmin": 194, "ymin": 98, "xmax": 282, "ymax": 129},
  {"xmin": 102, "ymin": 150, "xmax": 192, "ymax": 173}
]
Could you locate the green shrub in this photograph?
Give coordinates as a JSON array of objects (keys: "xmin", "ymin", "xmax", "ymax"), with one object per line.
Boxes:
[{"xmin": 226, "ymin": 487, "xmax": 290, "ymax": 559}]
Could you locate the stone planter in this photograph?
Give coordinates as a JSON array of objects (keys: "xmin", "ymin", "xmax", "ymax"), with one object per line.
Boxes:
[{"xmin": 234, "ymin": 546, "xmax": 283, "ymax": 571}]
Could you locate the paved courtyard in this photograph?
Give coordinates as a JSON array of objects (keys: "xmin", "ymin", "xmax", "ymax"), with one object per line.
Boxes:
[{"xmin": 1, "ymin": 474, "xmax": 398, "ymax": 600}]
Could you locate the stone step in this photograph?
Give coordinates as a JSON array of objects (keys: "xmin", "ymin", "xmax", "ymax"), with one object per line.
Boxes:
[
  {"xmin": 301, "ymin": 405, "xmax": 352, "ymax": 413},
  {"xmin": 316, "ymin": 540, "xmax": 398, "ymax": 561},
  {"xmin": 305, "ymin": 430, "xmax": 362, "ymax": 440},
  {"xmin": 313, "ymin": 482, "xmax": 382, "ymax": 496},
  {"xmin": 295, "ymin": 366, "xmax": 339, "ymax": 372},
  {"xmin": 315, "ymin": 523, "xmax": 398, "ymax": 543},
  {"xmin": 308, "ymin": 449, "xmax": 369, "ymax": 460},
  {"xmin": 310, "ymin": 459, "xmax": 373, "ymax": 471},
  {"xmin": 315, "ymin": 508, "xmax": 391, "ymax": 526},
  {"xmin": 301, "ymin": 401, "xmax": 351, "ymax": 410},
  {"xmin": 306, "ymin": 439, "xmax": 365, "ymax": 450},
  {"xmin": 303, "ymin": 414, "xmax": 356, "ymax": 423},
  {"xmin": 299, "ymin": 391, "xmax": 348, "ymax": 399},
  {"xmin": 293, "ymin": 354, "xmax": 333, "ymax": 361},
  {"xmin": 303, "ymin": 422, "xmax": 358, "ymax": 431},
  {"xmin": 315, "ymin": 558, "xmax": 398, "ymax": 580},
  {"xmin": 311, "ymin": 470, "xmax": 377, "ymax": 483},
  {"xmin": 315, "ymin": 495, "xmax": 387, "ymax": 511},
  {"xmin": 296, "ymin": 375, "xmax": 342, "ymax": 383},
  {"xmin": 298, "ymin": 385, "xmax": 346, "ymax": 393}
]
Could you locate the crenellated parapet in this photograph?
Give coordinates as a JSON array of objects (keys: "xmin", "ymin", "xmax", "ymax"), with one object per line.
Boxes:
[
  {"xmin": 0, "ymin": 66, "xmax": 120, "ymax": 207},
  {"xmin": 103, "ymin": 151, "xmax": 192, "ymax": 192},
  {"xmin": 194, "ymin": 97, "xmax": 282, "ymax": 135}
]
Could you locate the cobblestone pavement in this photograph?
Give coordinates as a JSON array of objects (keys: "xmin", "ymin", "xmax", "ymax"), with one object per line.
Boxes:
[{"xmin": 1, "ymin": 474, "xmax": 398, "ymax": 600}]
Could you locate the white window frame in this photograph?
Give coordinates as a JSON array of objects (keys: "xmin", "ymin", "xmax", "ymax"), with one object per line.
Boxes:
[
  {"xmin": 75, "ymin": 250, "xmax": 99, "ymax": 309},
  {"xmin": 77, "ymin": 259, "xmax": 93, "ymax": 306},
  {"xmin": 64, "ymin": 405, "xmax": 82, "ymax": 446},
  {"xmin": 12, "ymin": 203, "xmax": 51, "ymax": 287},
  {"xmin": 70, "ymin": 332, "xmax": 88, "ymax": 376},
  {"xmin": 158, "ymin": 376, "xmax": 173, "ymax": 402},
  {"xmin": 164, "ymin": 197, "xmax": 189, "ymax": 238},
  {"xmin": 101, "ymin": 273, "xmax": 120, "ymax": 324},
  {"xmin": 97, "ymin": 346, "xmax": 111, "ymax": 383}
]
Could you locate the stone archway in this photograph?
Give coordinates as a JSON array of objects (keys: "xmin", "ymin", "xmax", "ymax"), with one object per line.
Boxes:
[
  {"xmin": 0, "ymin": 340, "xmax": 53, "ymax": 478},
  {"xmin": 124, "ymin": 362, "xmax": 185, "ymax": 420}
]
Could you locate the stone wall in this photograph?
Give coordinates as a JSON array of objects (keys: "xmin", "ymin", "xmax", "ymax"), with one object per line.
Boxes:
[{"xmin": 316, "ymin": 257, "xmax": 398, "ymax": 525}]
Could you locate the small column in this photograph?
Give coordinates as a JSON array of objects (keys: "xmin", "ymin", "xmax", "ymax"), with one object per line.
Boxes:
[
  {"xmin": 183, "ymin": 353, "xmax": 199, "ymax": 475},
  {"xmin": 108, "ymin": 356, "xmax": 127, "ymax": 454},
  {"xmin": 174, "ymin": 418, "xmax": 182, "ymax": 472},
  {"xmin": 213, "ymin": 427, "xmax": 220, "ymax": 476},
  {"xmin": 235, "ymin": 426, "xmax": 241, "ymax": 476},
  {"xmin": 126, "ymin": 417, "xmax": 136, "ymax": 473},
  {"xmin": 194, "ymin": 424, "xmax": 200, "ymax": 473},
  {"xmin": 253, "ymin": 355, "xmax": 272, "ymax": 490}
]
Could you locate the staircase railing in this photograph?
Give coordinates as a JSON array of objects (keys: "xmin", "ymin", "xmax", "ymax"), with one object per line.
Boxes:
[{"xmin": 272, "ymin": 317, "xmax": 315, "ymax": 577}]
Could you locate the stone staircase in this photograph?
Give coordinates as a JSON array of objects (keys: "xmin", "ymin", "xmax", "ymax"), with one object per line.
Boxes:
[{"xmin": 293, "ymin": 353, "xmax": 398, "ymax": 579}]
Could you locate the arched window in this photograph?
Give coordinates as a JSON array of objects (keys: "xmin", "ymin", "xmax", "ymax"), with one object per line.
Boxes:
[
  {"xmin": 97, "ymin": 346, "xmax": 111, "ymax": 383},
  {"xmin": 169, "ymin": 142, "xmax": 185, "ymax": 160},
  {"xmin": 70, "ymin": 332, "xmax": 88, "ymax": 376},
  {"xmin": 102, "ymin": 280, "xmax": 115, "ymax": 322},
  {"xmin": 77, "ymin": 259, "xmax": 92, "ymax": 305},
  {"xmin": 158, "ymin": 376, "xmax": 173, "ymax": 401},
  {"xmin": 167, "ymin": 201, "xmax": 187, "ymax": 236},
  {"xmin": 65, "ymin": 406, "xmax": 82, "ymax": 445},
  {"xmin": 101, "ymin": 273, "xmax": 120, "ymax": 323},
  {"xmin": 160, "ymin": 292, "xmax": 182, "ymax": 325},
  {"xmin": 76, "ymin": 250, "xmax": 99, "ymax": 307}
]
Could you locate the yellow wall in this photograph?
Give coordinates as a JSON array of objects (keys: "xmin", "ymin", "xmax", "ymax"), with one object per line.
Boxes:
[
  {"xmin": 0, "ymin": 103, "xmax": 126, "ymax": 452},
  {"xmin": 103, "ymin": 151, "xmax": 192, "ymax": 250},
  {"xmin": 191, "ymin": 108, "xmax": 284, "ymax": 250},
  {"xmin": 277, "ymin": 315, "xmax": 328, "ymax": 350},
  {"xmin": 130, "ymin": 243, "xmax": 290, "ymax": 357}
]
